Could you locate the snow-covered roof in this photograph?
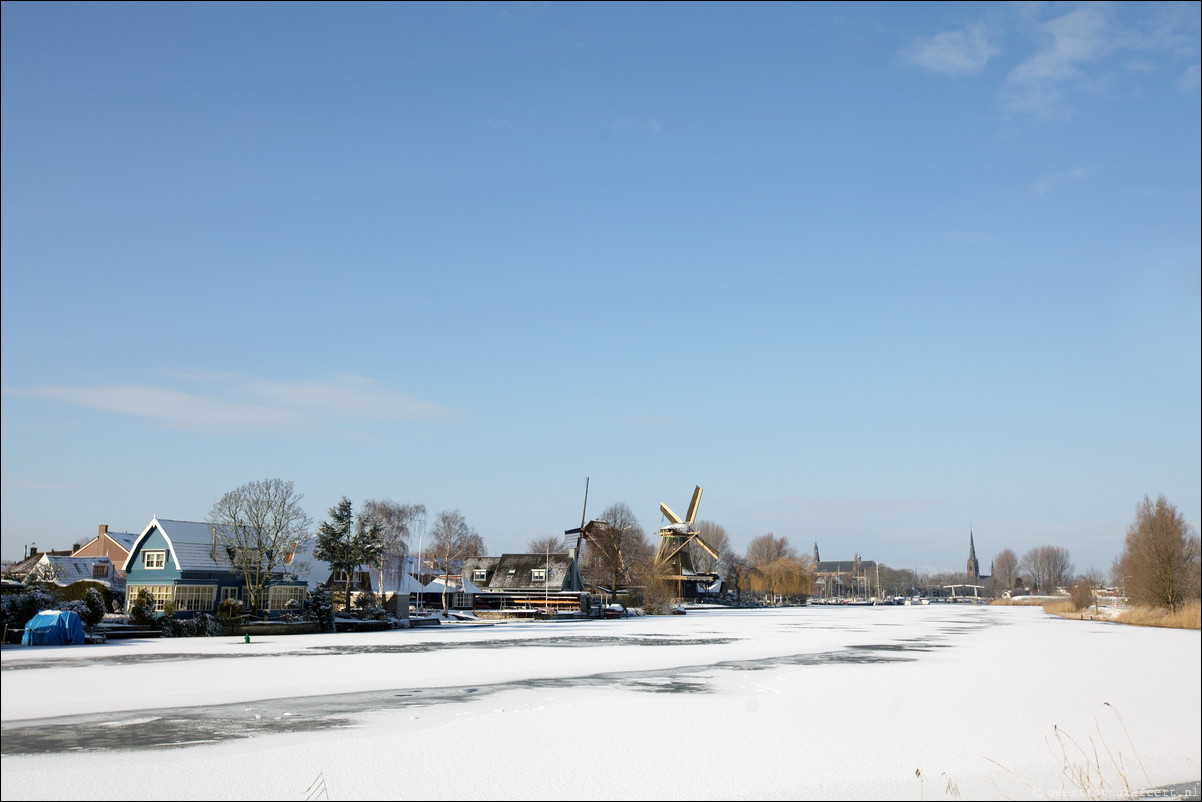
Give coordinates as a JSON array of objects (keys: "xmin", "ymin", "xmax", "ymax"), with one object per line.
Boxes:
[
  {"xmin": 124, "ymin": 517, "xmax": 311, "ymax": 575},
  {"xmin": 105, "ymin": 530, "xmax": 139, "ymax": 551},
  {"xmin": 462, "ymin": 553, "xmax": 583, "ymax": 592},
  {"xmin": 24, "ymin": 555, "xmax": 121, "ymax": 588},
  {"xmin": 122, "ymin": 518, "xmax": 233, "ymax": 573}
]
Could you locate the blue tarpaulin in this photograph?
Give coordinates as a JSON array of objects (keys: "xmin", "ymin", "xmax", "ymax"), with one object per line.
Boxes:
[{"xmin": 21, "ymin": 610, "xmax": 85, "ymax": 646}]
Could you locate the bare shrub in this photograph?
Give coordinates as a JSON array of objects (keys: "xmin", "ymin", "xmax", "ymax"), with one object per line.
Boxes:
[{"xmin": 1069, "ymin": 581, "xmax": 1093, "ymax": 611}]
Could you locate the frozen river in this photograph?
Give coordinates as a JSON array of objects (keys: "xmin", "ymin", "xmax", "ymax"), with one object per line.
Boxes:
[{"xmin": 2, "ymin": 604, "xmax": 1199, "ymax": 800}]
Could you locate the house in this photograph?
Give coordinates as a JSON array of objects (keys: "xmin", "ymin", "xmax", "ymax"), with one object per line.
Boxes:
[
  {"xmin": 461, "ymin": 552, "xmax": 586, "ymax": 613},
  {"xmin": 71, "ymin": 525, "xmax": 139, "ymax": 577},
  {"xmin": 7, "ymin": 553, "xmax": 125, "ymax": 594},
  {"xmin": 4, "ymin": 547, "xmax": 74, "ymax": 581},
  {"xmin": 121, "ymin": 517, "xmax": 307, "ymax": 617},
  {"xmin": 313, "ymin": 555, "xmax": 430, "ymax": 615}
]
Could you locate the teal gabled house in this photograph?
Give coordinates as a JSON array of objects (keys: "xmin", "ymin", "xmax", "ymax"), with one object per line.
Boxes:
[{"xmin": 121, "ymin": 517, "xmax": 307, "ymax": 616}]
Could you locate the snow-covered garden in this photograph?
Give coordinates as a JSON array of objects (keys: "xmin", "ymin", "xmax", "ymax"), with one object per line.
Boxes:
[{"xmin": 2, "ymin": 604, "xmax": 1198, "ymax": 800}]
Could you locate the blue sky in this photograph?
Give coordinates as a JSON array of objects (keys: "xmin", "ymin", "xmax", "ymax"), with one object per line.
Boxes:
[{"xmin": 3, "ymin": 2, "xmax": 1199, "ymax": 576}]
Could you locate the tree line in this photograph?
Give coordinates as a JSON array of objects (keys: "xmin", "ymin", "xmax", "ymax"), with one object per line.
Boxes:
[
  {"xmin": 209, "ymin": 480, "xmax": 1199, "ymax": 615},
  {"xmin": 209, "ymin": 479, "xmax": 482, "ymax": 613}
]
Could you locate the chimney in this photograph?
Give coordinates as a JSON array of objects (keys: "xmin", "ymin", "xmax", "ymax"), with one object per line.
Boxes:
[{"xmin": 98, "ymin": 524, "xmax": 109, "ymax": 539}]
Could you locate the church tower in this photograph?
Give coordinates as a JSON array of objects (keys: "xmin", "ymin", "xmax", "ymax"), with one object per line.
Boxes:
[{"xmin": 966, "ymin": 531, "xmax": 980, "ymax": 581}]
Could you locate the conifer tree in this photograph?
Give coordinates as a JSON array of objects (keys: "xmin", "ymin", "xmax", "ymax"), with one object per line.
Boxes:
[{"xmin": 314, "ymin": 497, "xmax": 384, "ymax": 611}]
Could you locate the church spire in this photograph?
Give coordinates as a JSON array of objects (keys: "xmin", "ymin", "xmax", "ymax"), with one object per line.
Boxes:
[{"xmin": 966, "ymin": 530, "xmax": 980, "ymax": 580}]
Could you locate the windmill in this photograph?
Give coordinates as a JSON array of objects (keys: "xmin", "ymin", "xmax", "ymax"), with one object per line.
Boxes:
[{"xmin": 654, "ymin": 485, "xmax": 720, "ymax": 591}]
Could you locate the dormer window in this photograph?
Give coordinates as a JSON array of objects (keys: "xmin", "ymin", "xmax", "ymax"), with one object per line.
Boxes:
[
  {"xmin": 143, "ymin": 550, "xmax": 166, "ymax": 569},
  {"xmin": 472, "ymin": 569, "xmax": 487, "ymax": 582},
  {"xmin": 531, "ymin": 568, "xmax": 547, "ymax": 583}
]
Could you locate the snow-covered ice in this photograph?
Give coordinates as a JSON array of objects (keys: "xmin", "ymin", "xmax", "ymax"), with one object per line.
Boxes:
[{"xmin": 1, "ymin": 605, "xmax": 1198, "ymax": 800}]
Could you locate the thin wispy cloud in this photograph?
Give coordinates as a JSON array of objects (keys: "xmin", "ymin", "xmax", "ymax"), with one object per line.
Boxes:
[
  {"xmin": 1032, "ymin": 165, "xmax": 1096, "ymax": 195},
  {"xmin": 904, "ymin": 5, "xmax": 1200, "ymax": 118},
  {"xmin": 6, "ymin": 375, "xmax": 451, "ymax": 433},
  {"xmin": 1002, "ymin": 6, "xmax": 1113, "ymax": 117},
  {"xmin": 901, "ymin": 22, "xmax": 1000, "ymax": 76},
  {"xmin": 248, "ymin": 376, "xmax": 447, "ymax": 419},
  {"xmin": 1178, "ymin": 64, "xmax": 1201, "ymax": 90},
  {"xmin": 0, "ymin": 475, "xmax": 71, "ymax": 491}
]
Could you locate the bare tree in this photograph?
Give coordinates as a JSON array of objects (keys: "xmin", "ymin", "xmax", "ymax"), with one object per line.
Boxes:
[
  {"xmin": 209, "ymin": 479, "xmax": 313, "ymax": 614},
  {"xmin": 527, "ymin": 535, "xmax": 565, "ymax": 554},
  {"xmin": 581, "ymin": 502, "xmax": 652, "ymax": 598},
  {"xmin": 427, "ymin": 510, "xmax": 484, "ymax": 615},
  {"xmin": 992, "ymin": 548, "xmax": 1019, "ymax": 591},
  {"xmin": 690, "ymin": 521, "xmax": 730, "ymax": 573},
  {"xmin": 718, "ymin": 552, "xmax": 749, "ymax": 603},
  {"xmin": 1020, "ymin": 545, "xmax": 1074, "ymax": 594},
  {"xmin": 745, "ymin": 533, "xmax": 795, "ymax": 568},
  {"xmin": 877, "ymin": 565, "xmax": 920, "ymax": 597},
  {"xmin": 361, "ymin": 499, "xmax": 426, "ymax": 601},
  {"xmin": 1115, "ymin": 495, "xmax": 1201, "ymax": 610}
]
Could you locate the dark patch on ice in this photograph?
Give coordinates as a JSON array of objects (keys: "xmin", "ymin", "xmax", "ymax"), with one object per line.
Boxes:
[
  {"xmin": 0, "ymin": 641, "xmax": 932, "ymax": 755},
  {"xmin": 0, "ymin": 636, "xmax": 738, "ymax": 672}
]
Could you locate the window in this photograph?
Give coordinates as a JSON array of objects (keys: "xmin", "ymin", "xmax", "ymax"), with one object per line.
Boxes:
[
  {"xmin": 232, "ymin": 547, "xmax": 263, "ymax": 567},
  {"xmin": 266, "ymin": 585, "xmax": 306, "ymax": 611},
  {"xmin": 472, "ymin": 569, "xmax": 488, "ymax": 582},
  {"xmin": 531, "ymin": 568, "xmax": 547, "ymax": 583},
  {"xmin": 92, "ymin": 564, "xmax": 109, "ymax": 579},
  {"xmin": 143, "ymin": 550, "xmax": 166, "ymax": 569},
  {"xmin": 127, "ymin": 585, "xmax": 172, "ymax": 612},
  {"xmin": 221, "ymin": 586, "xmax": 241, "ymax": 602},
  {"xmin": 174, "ymin": 585, "xmax": 217, "ymax": 612}
]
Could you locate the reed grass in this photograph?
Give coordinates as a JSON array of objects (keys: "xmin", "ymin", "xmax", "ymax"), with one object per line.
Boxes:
[
  {"xmin": 987, "ymin": 703, "xmax": 1153, "ymax": 800},
  {"xmin": 1041, "ymin": 599, "xmax": 1079, "ymax": 615},
  {"xmin": 1116, "ymin": 600, "xmax": 1201, "ymax": 630}
]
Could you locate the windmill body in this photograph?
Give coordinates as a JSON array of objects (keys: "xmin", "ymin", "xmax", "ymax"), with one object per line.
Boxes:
[{"xmin": 655, "ymin": 486, "xmax": 720, "ymax": 596}]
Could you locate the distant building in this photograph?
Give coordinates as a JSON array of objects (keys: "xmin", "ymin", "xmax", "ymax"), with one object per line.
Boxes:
[
  {"xmin": 967, "ymin": 531, "xmax": 981, "ymax": 581},
  {"xmin": 461, "ymin": 552, "xmax": 586, "ymax": 613},
  {"xmin": 7, "ymin": 553, "xmax": 124, "ymax": 594},
  {"xmin": 812, "ymin": 548, "xmax": 878, "ymax": 599},
  {"xmin": 72, "ymin": 525, "xmax": 139, "ymax": 578}
]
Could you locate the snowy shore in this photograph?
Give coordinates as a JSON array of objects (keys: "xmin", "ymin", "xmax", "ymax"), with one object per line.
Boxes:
[{"xmin": 2, "ymin": 604, "xmax": 1198, "ymax": 800}]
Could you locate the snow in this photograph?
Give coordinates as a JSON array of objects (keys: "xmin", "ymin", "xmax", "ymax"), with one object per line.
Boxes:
[{"xmin": 1, "ymin": 605, "xmax": 1198, "ymax": 800}]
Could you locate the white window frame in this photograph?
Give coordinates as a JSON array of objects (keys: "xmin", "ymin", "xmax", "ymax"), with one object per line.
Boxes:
[
  {"xmin": 531, "ymin": 568, "xmax": 547, "ymax": 583},
  {"xmin": 173, "ymin": 585, "xmax": 217, "ymax": 612},
  {"xmin": 143, "ymin": 550, "xmax": 166, "ymax": 569},
  {"xmin": 266, "ymin": 585, "xmax": 306, "ymax": 611},
  {"xmin": 127, "ymin": 584, "xmax": 172, "ymax": 612},
  {"xmin": 472, "ymin": 569, "xmax": 488, "ymax": 582}
]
